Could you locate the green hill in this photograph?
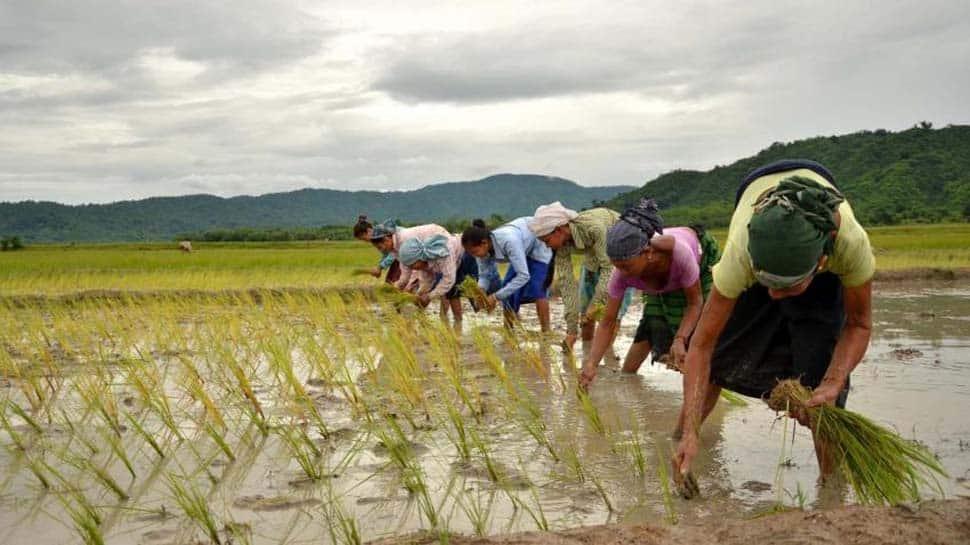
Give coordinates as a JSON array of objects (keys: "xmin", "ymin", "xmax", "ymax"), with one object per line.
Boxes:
[
  {"xmin": 608, "ymin": 124, "xmax": 970, "ymax": 227},
  {"xmin": 0, "ymin": 174, "xmax": 632, "ymax": 242}
]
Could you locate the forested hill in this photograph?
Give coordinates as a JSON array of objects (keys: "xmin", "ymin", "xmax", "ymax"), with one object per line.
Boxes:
[
  {"xmin": 0, "ymin": 174, "xmax": 632, "ymax": 242},
  {"xmin": 607, "ymin": 124, "xmax": 970, "ymax": 227}
]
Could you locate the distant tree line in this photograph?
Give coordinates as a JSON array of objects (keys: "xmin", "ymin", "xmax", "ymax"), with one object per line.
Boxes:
[
  {"xmin": 0, "ymin": 236, "xmax": 24, "ymax": 251},
  {"xmin": 174, "ymin": 226, "xmax": 355, "ymax": 242}
]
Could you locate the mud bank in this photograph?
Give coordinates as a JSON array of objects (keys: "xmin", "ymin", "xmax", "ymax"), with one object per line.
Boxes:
[{"xmin": 379, "ymin": 498, "xmax": 970, "ymax": 545}]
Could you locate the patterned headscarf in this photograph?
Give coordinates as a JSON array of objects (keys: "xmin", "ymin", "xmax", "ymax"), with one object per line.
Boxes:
[
  {"xmin": 606, "ymin": 198, "xmax": 664, "ymax": 261},
  {"xmin": 398, "ymin": 234, "xmax": 451, "ymax": 266},
  {"xmin": 368, "ymin": 219, "xmax": 397, "ymax": 241},
  {"xmin": 748, "ymin": 176, "xmax": 844, "ymax": 285}
]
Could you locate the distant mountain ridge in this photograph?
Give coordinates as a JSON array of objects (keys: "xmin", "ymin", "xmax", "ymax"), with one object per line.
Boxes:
[
  {"xmin": 0, "ymin": 174, "xmax": 634, "ymax": 242},
  {"xmin": 607, "ymin": 124, "xmax": 970, "ymax": 226}
]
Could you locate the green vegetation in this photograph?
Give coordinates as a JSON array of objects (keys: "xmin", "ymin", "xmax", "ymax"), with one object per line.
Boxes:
[
  {"xmin": 0, "ymin": 174, "xmax": 630, "ymax": 242},
  {"xmin": 767, "ymin": 380, "xmax": 947, "ymax": 505},
  {"xmin": 609, "ymin": 124, "xmax": 970, "ymax": 227},
  {"xmin": 0, "ymin": 235, "xmax": 24, "ymax": 251},
  {"xmin": 1, "ymin": 223, "xmax": 965, "ymax": 297}
]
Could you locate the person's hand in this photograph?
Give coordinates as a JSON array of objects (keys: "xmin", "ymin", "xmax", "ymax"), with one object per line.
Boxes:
[
  {"xmin": 417, "ymin": 294, "xmax": 431, "ymax": 307},
  {"xmin": 484, "ymin": 295, "xmax": 499, "ymax": 312},
  {"xmin": 370, "ymin": 267, "xmax": 382, "ymax": 278},
  {"xmin": 670, "ymin": 337, "xmax": 687, "ymax": 371},
  {"xmin": 674, "ymin": 430, "xmax": 699, "ymax": 477},
  {"xmin": 562, "ymin": 333, "xmax": 578, "ymax": 353},
  {"xmin": 797, "ymin": 378, "xmax": 843, "ymax": 426},
  {"xmin": 807, "ymin": 378, "xmax": 843, "ymax": 407},
  {"xmin": 578, "ymin": 362, "xmax": 597, "ymax": 390}
]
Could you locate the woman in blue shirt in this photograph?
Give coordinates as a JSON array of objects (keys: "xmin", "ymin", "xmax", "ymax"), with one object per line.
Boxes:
[{"xmin": 461, "ymin": 217, "xmax": 554, "ymax": 331}]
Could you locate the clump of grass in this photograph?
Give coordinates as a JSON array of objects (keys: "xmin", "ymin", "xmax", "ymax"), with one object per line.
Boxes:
[
  {"xmin": 767, "ymin": 379, "xmax": 947, "ymax": 505},
  {"xmin": 458, "ymin": 276, "xmax": 489, "ymax": 310},
  {"xmin": 167, "ymin": 475, "xmax": 223, "ymax": 545},
  {"xmin": 375, "ymin": 284, "xmax": 420, "ymax": 308}
]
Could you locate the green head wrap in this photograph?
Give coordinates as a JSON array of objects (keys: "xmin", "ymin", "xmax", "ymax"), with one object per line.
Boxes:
[{"xmin": 747, "ymin": 176, "xmax": 844, "ymax": 287}]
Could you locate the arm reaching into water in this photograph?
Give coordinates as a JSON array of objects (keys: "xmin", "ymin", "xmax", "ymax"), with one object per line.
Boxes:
[{"xmin": 674, "ymin": 287, "xmax": 736, "ymax": 475}]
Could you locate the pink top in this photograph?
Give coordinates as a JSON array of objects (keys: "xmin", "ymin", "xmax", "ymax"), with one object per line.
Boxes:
[
  {"xmin": 391, "ymin": 223, "xmax": 451, "ymax": 292},
  {"xmin": 607, "ymin": 227, "xmax": 701, "ymax": 298},
  {"xmin": 413, "ymin": 234, "xmax": 465, "ymax": 299}
]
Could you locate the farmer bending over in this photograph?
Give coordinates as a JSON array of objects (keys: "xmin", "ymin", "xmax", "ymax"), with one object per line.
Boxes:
[{"xmin": 674, "ymin": 159, "xmax": 875, "ymax": 479}]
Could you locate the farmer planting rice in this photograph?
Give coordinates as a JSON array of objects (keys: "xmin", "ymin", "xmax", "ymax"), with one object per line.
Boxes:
[
  {"xmin": 368, "ymin": 220, "xmax": 451, "ymax": 294},
  {"xmin": 675, "ymin": 159, "xmax": 876, "ymax": 481},
  {"xmin": 397, "ymin": 232, "xmax": 479, "ymax": 326},
  {"xmin": 578, "ymin": 199, "xmax": 720, "ymax": 417},
  {"xmin": 462, "ymin": 217, "xmax": 554, "ymax": 331},
  {"xmin": 528, "ymin": 201, "xmax": 636, "ymax": 353},
  {"xmin": 353, "ymin": 215, "xmax": 401, "ymax": 284}
]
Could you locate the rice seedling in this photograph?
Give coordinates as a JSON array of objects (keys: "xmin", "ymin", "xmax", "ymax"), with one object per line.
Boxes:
[
  {"xmin": 375, "ymin": 284, "xmax": 421, "ymax": 309},
  {"xmin": 767, "ymin": 379, "xmax": 947, "ymax": 505},
  {"xmin": 98, "ymin": 426, "xmax": 137, "ymax": 478},
  {"xmin": 443, "ymin": 401, "xmax": 472, "ymax": 461},
  {"xmin": 655, "ymin": 444, "xmax": 678, "ymax": 524},
  {"xmin": 277, "ymin": 424, "xmax": 329, "ymax": 481},
  {"xmin": 512, "ymin": 485, "xmax": 549, "ymax": 531},
  {"xmin": 458, "ymin": 276, "xmax": 489, "ymax": 311},
  {"xmin": 63, "ymin": 454, "xmax": 129, "ymax": 500},
  {"xmin": 575, "ymin": 387, "xmax": 606, "ymax": 435},
  {"xmin": 467, "ymin": 426, "xmax": 502, "ymax": 483},
  {"xmin": 559, "ymin": 443, "xmax": 586, "ymax": 484},
  {"xmin": 323, "ymin": 492, "xmax": 363, "ymax": 545},
  {"xmin": 124, "ymin": 412, "xmax": 165, "ymax": 458},
  {"xmin": 718, "ymin": 388, "xmax": 748, "ymax": 407},
  {"xmin": 586, "ymin": 302, "xmax": 607, "ymax": 322},
  {"xmin": 589, "ymin": 472, "xmax": 614, "ymax": 512},
  {"xmin": 617, "ymin": 422, "xmax": 647, "ymax": 478},
  {"xmin": 166, "ymin": 474, "xmax": 223, "ymax": 545},
  {"xmin": 454, "ymin": 485, "xmax": 494, "ymax": 537},
  {"xmin": 55, "ymin": 488, "xmax": 105, "ymax": 545}
]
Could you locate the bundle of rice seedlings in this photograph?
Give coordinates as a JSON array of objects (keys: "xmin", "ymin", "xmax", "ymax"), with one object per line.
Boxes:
[
  {"xmin": 767, "ymin": 379, "xmax": 947, "ymax": 505},
  {"xmin": 585, "ymin": 302, "xmax": 607, "ymax": 322},
  {"xmin": 458, "ymin": 276, "xmax": 489, "ymax": 310},
  {"xmin": 375, "ymin": 284, "xmax": 420, "ymax": 308}
]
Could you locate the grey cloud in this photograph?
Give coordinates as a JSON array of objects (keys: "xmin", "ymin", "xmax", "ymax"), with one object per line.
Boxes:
[{"xmin": 0, "ymin": 1, "xmax": 329, "ymax": 78}]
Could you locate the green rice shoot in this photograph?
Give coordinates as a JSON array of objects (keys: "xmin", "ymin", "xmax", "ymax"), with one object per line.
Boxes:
[{"xmin": 767, "ymin": 379, "xmax": 947, "ymax": 505}]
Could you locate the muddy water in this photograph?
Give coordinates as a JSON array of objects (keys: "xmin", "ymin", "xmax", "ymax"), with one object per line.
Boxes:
[{"xmin": 0, "ymin": 285, "xmax": 968, "ymax": 544}]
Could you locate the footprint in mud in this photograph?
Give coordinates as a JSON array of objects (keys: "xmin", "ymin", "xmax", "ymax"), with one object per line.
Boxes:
[
  {"xmin": 141, "ymin": 528, "xmax": 177, "ymax": 543},
  {"xmin": 890, "ymin": 347, "xmax": 923, "ymax": 360},
  {"xmin": 741, "ymin": 480, "xmax": 774, "ymax": 493},
  {"xmin": 233, "ymin": 494, "xmax": 322, "ymax": 512},
  {"xmin": 450, "ymin": 460, "xmax": 532, "ymax": 489},
  {"xmin": 370, "ymin": 440, "xmax": 430, "ymax": 456},
  {"xmin": 356, "ymin": 495, "xmax": 408, "ymax": 505}
]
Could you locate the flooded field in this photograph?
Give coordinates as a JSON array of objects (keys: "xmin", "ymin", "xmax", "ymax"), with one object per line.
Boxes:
[{"xmin": 0, "ymin": 282, "xmax": 967, "ymax": 544}]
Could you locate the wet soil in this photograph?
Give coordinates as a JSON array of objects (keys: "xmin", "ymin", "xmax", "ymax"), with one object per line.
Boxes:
[{"xmin": 377, "ymin": 498, "xmax": 970, "ymax": 545}]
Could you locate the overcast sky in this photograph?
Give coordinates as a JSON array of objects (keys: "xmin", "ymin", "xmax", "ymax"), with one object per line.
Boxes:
[{"xmin": 1, "ymin": 1, "xmax": 968, "ymax": 204}]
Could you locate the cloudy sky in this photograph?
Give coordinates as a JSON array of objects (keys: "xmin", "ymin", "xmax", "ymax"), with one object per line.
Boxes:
[{"xmin": 1, "ymin": 1, "xmax": 968, "ymax": 204}]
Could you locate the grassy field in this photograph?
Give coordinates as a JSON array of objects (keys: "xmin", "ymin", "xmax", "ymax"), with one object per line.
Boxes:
[{"xmin": 1, "ymin": 224, "xmax": 967, "ymax": 297}]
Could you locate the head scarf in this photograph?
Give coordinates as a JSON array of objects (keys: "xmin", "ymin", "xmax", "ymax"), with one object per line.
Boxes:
[
  {"xmin": 528, "ymin": 201, "xmax": 579, "ymax": 237},
  {"xmin": 368, "ymin": 219, "xmax": 397, "ymax": 241},
  {"xmin": 399, "ymin": 234, "xmax": 451, "ymax": 266},
  {"xmin": 606, "ymin": 198, "xmax": 664, "ymax": 261},
  {"xmin": 747, "ymin": 176, "xmax": 844, "ymax": 285}
]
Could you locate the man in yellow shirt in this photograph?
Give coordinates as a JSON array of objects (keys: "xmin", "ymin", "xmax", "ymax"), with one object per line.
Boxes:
[{"xmin": 674, "ymin": 159, "xmax": 875, "ymax": 480}]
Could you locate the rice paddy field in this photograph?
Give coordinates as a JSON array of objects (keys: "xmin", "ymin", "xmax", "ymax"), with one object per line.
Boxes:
[{"xmin": 0, "ymin": 224, "xmax": 968, "ymax": 545}]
